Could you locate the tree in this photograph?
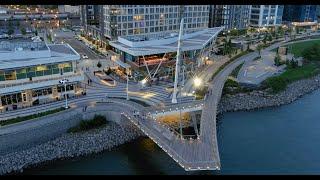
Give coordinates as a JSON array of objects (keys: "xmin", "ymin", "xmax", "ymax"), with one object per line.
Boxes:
[
  {"xmin": 8, "ymin": 20, "xmax": 12, "ymax": 28},
  {"xmin": 20, "ymin": 27, "xmax": 26, "ymax": 35},
  {"xmin": 35, "ymin": 30, "xmax": 38, "ymax": 36},
  {"xmin": 267, "ymin": 34, "xmax": 273, "ymax": 42},
  {"xmin": 47, "ymin": 34, "xmax": 52, "ymax": 42},
  {"xmin": 263, "ymin": 35, "xmax": 267, "ymax": 44},
  {"xmin": 274, "ymin": 54, "xmax": 281, "ymax": 66},
  {"xmin": 7, "ymin": 29, "xmax": 14, "ymax": 36},
  {"xmin": 97, "ymin": 61, "xmax": 102, "ymax": 69},
  {"xmin": 257, "ymin": 44, "xmax": 263, "ymax": 56}
]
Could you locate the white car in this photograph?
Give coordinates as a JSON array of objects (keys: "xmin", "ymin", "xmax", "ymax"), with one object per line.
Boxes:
[{"xmin": 82, "ymin": 54, "xmax": 89, "ymax": 59}]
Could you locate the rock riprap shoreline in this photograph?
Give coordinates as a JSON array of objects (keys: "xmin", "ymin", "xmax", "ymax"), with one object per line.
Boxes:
[
  {"xmin": 1, "ymin": 74, "xmax": 320, "ymax": 175},
  {"xmin": 0, "ymin": 122, "xmax": 144, "ymax": 175},
  {"xmin": 218, "ymin": 75, "xmax": 320, "ymax": 113}
]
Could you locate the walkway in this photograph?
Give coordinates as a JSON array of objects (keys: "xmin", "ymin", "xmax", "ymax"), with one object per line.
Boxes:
[{"xmin": 2, "ymin": 32, "xmax": 320, "ymax": 171}]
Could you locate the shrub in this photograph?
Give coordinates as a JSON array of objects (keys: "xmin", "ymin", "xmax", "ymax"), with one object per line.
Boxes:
[
  {"xmin": 195, "ymin": 86, "xmax": 208, "ymax": 100},
  {"xmin": 264, "ymin": 76, "xmax": 287, "ymax": 93},
  {"xmin": 68, "ymin": 115, "xmax": 107, "ymax": 133},
  {"xmin": 97, "ymin": 61, "xmax": 102, "ymax": 68},
  {"xmin": 105, "ymin": 68, "xmax": 112, "ymax": 75},
  {"xmin": 274, "ymin": 54, "xmax": 281, "ymax": 66}
]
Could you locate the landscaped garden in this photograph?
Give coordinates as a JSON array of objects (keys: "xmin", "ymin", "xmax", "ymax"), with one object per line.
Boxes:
[{"xmin": 263, "ymin": 39, "xmax": 320, "ymax": 93}]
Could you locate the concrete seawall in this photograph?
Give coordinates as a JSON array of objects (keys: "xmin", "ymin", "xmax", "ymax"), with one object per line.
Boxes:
[
  {"xmin": 0, "ymin": 103, "xmax": 128, "ymax": 156},
  {"xmin": 0, "ymin": 103, "xmax": 145, "ymax": 175}
]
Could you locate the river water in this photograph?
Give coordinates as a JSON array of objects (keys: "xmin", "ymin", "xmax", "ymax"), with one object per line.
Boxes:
[{"xmin": 22, "ymin": 89, "xmax": 320, "ymax": 175}]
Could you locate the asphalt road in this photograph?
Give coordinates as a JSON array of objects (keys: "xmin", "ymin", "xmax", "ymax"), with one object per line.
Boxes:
[{"xmin": 54, "ymin": 30, "xmax": 103, "ymax": 60}]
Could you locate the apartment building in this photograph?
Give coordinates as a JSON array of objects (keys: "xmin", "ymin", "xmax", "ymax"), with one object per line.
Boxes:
[
  {"xmin": 249, "ymin": 5, "xmax": 284, "ymax": 27},
  {"xmin": 283, "ymin": 5, "xmax": 317, "ymax": 23},
  {"xmin": 0, "ymin": 39, "xmax": 84, "ymax": 112},
  {"xmin": 103, "ymin": 5, "xmax": 210, "ymax": 40},
  {"xmin": 80, "ymin": 5, "xmax": 106, "ymax": 48},
  {"xmin": 209, "ymin": 5, "xmax": 251, "ymax": 30}
]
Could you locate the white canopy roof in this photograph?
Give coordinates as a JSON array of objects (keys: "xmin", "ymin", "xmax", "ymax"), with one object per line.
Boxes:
[{"xmin": 109, "ymin": 27, "xmax": 224, "ymax": 57}]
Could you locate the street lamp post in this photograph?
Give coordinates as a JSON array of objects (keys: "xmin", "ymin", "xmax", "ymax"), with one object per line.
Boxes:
[
  {"xmin": 59, "ymin": 78, "xmax": 69, "ymax": 109},
  {"xmin": 126, "ymin": 68, "xmax": 129, "ymax": 100}
]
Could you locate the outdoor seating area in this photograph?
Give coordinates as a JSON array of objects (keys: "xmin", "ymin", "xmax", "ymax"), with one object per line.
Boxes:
[{"xmin": 135, "ymin": 56, "xmax": 170, "ymax": 66}]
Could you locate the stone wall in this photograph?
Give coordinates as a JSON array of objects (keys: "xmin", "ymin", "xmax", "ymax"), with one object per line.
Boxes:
[{"xmin": 0, "ymin": 104, "xmax": 124, "ymax": 156}]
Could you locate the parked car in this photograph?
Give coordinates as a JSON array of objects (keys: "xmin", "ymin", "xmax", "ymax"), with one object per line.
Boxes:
[{"xmin": 82, "ymin": 54, "xmax": 89, "ymax": 59}]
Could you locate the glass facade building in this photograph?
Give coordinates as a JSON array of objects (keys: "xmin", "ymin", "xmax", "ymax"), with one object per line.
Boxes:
[
  {"xmin": 249, "ymin": 5, "xmax": 284, "ymax": 27},
  {"xmin": 103, "ymin": 5, "xmax": 210, "ymax": 40},
  {"xmin": 0, "ymin": 62, "xmax": 73, "ymax": 82},
  {"xmin": 283, "ymin": 5, "xmax": 317, "ymax": 22},
  {"xmin": 209, "ymin": 5, "xmax": 251, "ymax": 30}
]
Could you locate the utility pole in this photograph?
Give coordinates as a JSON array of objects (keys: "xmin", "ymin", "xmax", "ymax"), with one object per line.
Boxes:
[{"xmin": 172, "ymin": 18, "xmax": 184, "ymax": 104}]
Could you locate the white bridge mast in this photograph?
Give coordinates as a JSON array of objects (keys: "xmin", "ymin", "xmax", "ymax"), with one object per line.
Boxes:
[{"xmin": 172, "ymin": 18, "xmax": 184, "ymax": 104}]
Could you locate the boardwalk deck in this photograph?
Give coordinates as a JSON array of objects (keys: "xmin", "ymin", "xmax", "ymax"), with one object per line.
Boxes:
[{"xmin": 122, "ymin": 51, "xmax": 260, "ymax": 171}]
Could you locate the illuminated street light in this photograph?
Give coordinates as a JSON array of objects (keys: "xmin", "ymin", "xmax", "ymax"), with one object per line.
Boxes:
[
  {"xmin": 141, "ymin": 78, "xmax": 147, "ymax": 85},
  {"xmin": 59, "ymin": 78, "xmax": 69, "ymax": 109},
  {"xmin": 193, "ymin": 77, "xmax": 202, "ymax": 87}
]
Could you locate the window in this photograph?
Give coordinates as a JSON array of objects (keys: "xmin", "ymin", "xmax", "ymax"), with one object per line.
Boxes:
[
  {"xmin": 5, "ymin": 70, "xmax": 16, "ymax": 81},
  {"xmin": 139, "ymin": 8, "xmax": 144, "ymax": 14},
  {"xmin": 1, "ymin": 93, "xmax": 22, "ymax": 105},
  {"xmin": 0, "ymin": 70, "xmax": 4, "ymax": 81},
  {"xmin": 57, "ymin": 84, "xmax": 74, "ymax": 93},
  {"xmin": 62, "ymin": 62, "xmax": 72, "ymax": 73}
]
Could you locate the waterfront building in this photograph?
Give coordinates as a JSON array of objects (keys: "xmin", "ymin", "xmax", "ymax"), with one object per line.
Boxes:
[
  {"xmin": 249, "ymin": 5, "xmax": 284, "ymax": 27},
  {"xmin": 108, "ymin": 27, "xmax": 223, "ymax": 80},
  {"xmin": 209, "ymin": 5, "xmax": 251, "ymax": 30},
  {"xmin": 0, "ymin": 39, "xmax": 84, "ymax": 112}
]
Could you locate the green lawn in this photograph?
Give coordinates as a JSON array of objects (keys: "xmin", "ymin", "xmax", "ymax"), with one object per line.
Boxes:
[
  {"xmin": 263, "ymin": 62, "xmax": 320, "ymax": 93},
  {"xmin": 0, "ymin": 107, "xmax": 65, "ymax": 126},
  {"xmin": 281, "ymin": 63, "xmax": 320, "ymax": 83},
  {"xmin": 285, "ymin": 39, "xmax": 320, "ymax": 57}
]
